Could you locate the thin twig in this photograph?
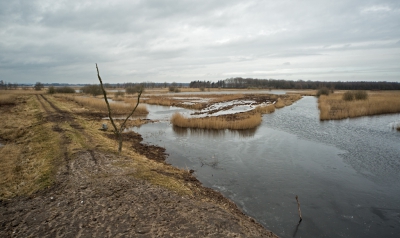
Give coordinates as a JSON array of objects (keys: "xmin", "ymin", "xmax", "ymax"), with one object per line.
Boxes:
[{"xmin": 295, "ymin": 195, "xmax": 302, "ymax": 224}]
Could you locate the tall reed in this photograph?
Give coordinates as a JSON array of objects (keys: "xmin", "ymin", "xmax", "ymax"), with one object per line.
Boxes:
[
  {"xmin": 171, "ymin": 113, "xmax": 262, "ymax": 130},
  {"xmin": 254, "ymin": 104, "xmax": 275, "ymax": 114},
  {"xmin": 319, "ymin": 91, "xmax": 400, "ymax": 120}
]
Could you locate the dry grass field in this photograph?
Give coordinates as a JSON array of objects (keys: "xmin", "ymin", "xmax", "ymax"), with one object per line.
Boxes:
[
  {"xmin": 318, "ymin": 91, "xmax": 400, "ymax": 120},
  {"xmin": 58, "ymin": 95, "xmax": 148, "ymax": 115}
]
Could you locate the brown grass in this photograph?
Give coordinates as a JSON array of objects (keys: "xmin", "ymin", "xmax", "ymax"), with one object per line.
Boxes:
[
  {"xmin": 210, "ymin": 94, "xmax": 244, "ymax": 103},
  {"xmin": 273, "ymin": 94, "xmax": 301, "ymax": 109},
  {"xmin": 144, "ymin": 97, "xmax": 175, "ymax": 107},
  {"xmin": 171, "ymin": 112, "xmax": 262, "ymax": 130},
  {"xmin": 318, "ymin": 91, "xmax": 400, "ymax": 120},
  {"xmin": 0, "ymin": 94, "xmax": 17, "ymax": 105},
  {"xmin": 143, "ymin": 96, "xmax": 207, "ymax": 110},
  {"xmin": 0, "ymin": 95, "xmax": 61, "ymax": 199},
  {"xmin": 60, "ymin": 95, "xmax": 148, "ymax": 115},
  {"xmin": 254, "ymin": 104, "xmax": 275, "ymax": 114}
]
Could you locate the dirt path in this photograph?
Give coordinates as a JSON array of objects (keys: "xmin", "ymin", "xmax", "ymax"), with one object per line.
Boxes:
[{"xmin": 0, "ymin": 95, "xmax": 277, "ymax": 237}]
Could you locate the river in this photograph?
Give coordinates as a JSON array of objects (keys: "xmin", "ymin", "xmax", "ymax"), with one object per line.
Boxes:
[{"xmin": 132, "ymin": 96, "xmax": 400, "ymax": 238}]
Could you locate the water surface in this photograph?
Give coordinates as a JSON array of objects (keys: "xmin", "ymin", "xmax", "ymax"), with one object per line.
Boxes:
[{"xmin": 133, "ymin": 97, "xmax": 400, "ymax": 238}]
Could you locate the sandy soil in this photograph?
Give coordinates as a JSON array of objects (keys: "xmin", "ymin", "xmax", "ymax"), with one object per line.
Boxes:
[{"xmin": 0, "ymin": 94, "xmax": 277, "ymax": 237}]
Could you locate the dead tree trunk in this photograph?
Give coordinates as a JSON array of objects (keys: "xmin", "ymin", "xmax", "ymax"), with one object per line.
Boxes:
[{"xmin": 96, "ymin": 63, "xmax": 142, "ymax": 153}]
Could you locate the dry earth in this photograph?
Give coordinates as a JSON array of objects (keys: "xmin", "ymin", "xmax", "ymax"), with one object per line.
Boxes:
[{"xmin": 0, "ymin": 93, "xmax": 277, "ymax": 237}]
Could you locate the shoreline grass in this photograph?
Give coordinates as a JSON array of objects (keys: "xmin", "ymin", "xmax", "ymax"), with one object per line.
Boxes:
[
  {"xmin": 254, "ymin": 104, "xmax": 275, "ymax": 114},
  {"xmin": 318, "ymin": 91, "xmax": 400, "ymax": 120},
  {"xmin": 171, "ymin": 112, "xmax": 262, "ymax": 130}
]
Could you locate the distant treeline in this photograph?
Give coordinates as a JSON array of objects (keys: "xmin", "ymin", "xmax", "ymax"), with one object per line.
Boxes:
[{"xmin": 189, "ymin": 78, "xmax": 400, "ymax": 90}]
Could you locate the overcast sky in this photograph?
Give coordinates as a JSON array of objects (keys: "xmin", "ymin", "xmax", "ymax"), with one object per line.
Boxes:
[{"xmin": 1, "ymin": 0, "xmax": 399, "ymax": 84}]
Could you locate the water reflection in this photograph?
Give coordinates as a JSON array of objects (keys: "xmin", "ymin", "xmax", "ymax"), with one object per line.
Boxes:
[{"xmin": 172, "ymin": 126, "xmax": 258, "ymax": 138}]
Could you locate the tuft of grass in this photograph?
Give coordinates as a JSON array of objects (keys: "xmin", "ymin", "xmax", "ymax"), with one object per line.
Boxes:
[
  {"xmin": 274, "ymin": 98, "xmax": 285, "ymax": 108},
  {"xmin": 171, "ymin": 112, "xmax": 262, "ymax": 130},
  {"xmin": 319, "ymin": 91, "xmax": 400, "ymax": 120},
  {"xmin": 254, "ymin": 104, "xmax": 275, "ymax": 114}
]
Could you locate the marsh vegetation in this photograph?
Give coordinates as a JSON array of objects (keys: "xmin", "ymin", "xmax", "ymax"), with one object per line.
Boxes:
[
  {"xmin": 318, "ymin": 91, "xmax": 400, "ymax": 120},
  {"xmin": 58, "ymin": 94, "xmax": 148, "ymax": 115}
]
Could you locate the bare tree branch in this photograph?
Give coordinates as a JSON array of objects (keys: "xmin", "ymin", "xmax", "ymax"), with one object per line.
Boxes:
[{"xmin": 96, "ymin": 63, "xmax": 143, "ymax": 153}]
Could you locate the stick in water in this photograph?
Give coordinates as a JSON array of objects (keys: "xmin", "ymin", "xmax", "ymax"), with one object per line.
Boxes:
[{"xmin": 295, "ymin": 195, "xmax": 302, "ymax": 224}]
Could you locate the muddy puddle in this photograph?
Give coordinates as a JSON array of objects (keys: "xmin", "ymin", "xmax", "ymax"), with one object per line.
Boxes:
[{"xmin": 129, "ymin": 98, "xmax": 400, "ymax": 238}]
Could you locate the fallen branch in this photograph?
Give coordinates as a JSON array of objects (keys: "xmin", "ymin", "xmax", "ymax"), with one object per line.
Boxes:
[{"xmin": 295, "ymin": 195, "xmax": 302, "ymax": 224}]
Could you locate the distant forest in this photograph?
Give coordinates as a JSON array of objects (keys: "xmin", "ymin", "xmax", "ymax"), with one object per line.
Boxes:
[
  {"xmin": 1, "ymin": 78, "xmax": 400, "ymax": 90},
  {"xmin": 189, "ymin": 78, "xmax": 400, "ymax": 90}
]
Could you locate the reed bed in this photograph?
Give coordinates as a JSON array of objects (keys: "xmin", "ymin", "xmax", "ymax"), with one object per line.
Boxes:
[
  {"xmin": 61, "ymin": 95, "xmax": 148, "ymax": 115},
  {"xmin": 171, "ymin": 112, "xmax": 262, "ymax": 130},
  {"xmin": 274, "ymin": 98, "xmax": 285, "ymax": 108},
  {"xmin": 318, "ymin": 91, "xmax": 400, "ymax": 120},
  {"xmin": 254, "ymin": 104, "xmax": 275, "ymax": 114},
  {"xmin": 143, "ymin": 96, "xmax": 206, "ymax": 110},
  {"xmin": 274, "ymin": 94, "xmax": 301, "ymax": 109},
  {"xmin": 144, "ymin": 97, "xmax": 175, "ymax": 107}
]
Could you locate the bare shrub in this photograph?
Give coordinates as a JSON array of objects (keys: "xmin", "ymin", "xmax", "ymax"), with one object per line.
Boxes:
[
  {"xmin": 81, "ymin": 85, "xmax": 102, "ymax": 96},
  {"xmin": 126, "ymin": 85, "xmax": 143, "ymax": 94},
  {"xmin": 342, "ymin": 91, "xmax": 354, "ymax": 101},
  {"xmin": 354, "ymin": 90, "xmax": 368, "ymax": 100},
  {"xmin": 316, "ymin": 87, "xmax": 330, "ymax": 97},
  {"xmin": 114, "ymin": 91, "xmax": 125, "ymax": 98}
]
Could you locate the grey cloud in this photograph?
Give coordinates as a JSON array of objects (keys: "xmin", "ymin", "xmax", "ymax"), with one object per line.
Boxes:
[{"xmin": 1, "ymin": 0, "xmax": 400, "ymax": 83}]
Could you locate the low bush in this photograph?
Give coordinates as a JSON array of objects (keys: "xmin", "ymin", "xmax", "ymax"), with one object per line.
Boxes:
[
  {"xmin": 49, "ymin": 86, "xmax": 75, "ymax": 94},
  {"xmin": 342, "ymin": 90, "xmax": 368, "ymax": 101},
  {"xmin": 81, "ymin": 85, "xmax": 102, "ymax": 96},
  {"xmin": 169, "ymin": 86, "xmax": 181, "ymax": 93},
  {"xmin": 342, "ymin": 91, "xmax": 354, "ymax": 101},
  {"xmin": 316, "ymin": 87, "xmax": 330, "ymax": 97},
  {"xmin": 354, "ymin": 90, "xmax": 368, "ymax": 100},
  {"xmin": 114, "ymin": 91, "xmax": 125, "ymax": 98},
  {"xmin": 126, "ymin": 85, "xmax": 143, "ymax": 94}
]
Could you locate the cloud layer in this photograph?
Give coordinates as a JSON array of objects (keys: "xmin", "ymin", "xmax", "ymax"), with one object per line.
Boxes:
[{"xmin": 1, "ymin": 0, "xmax": 399, "ymax": 84}]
